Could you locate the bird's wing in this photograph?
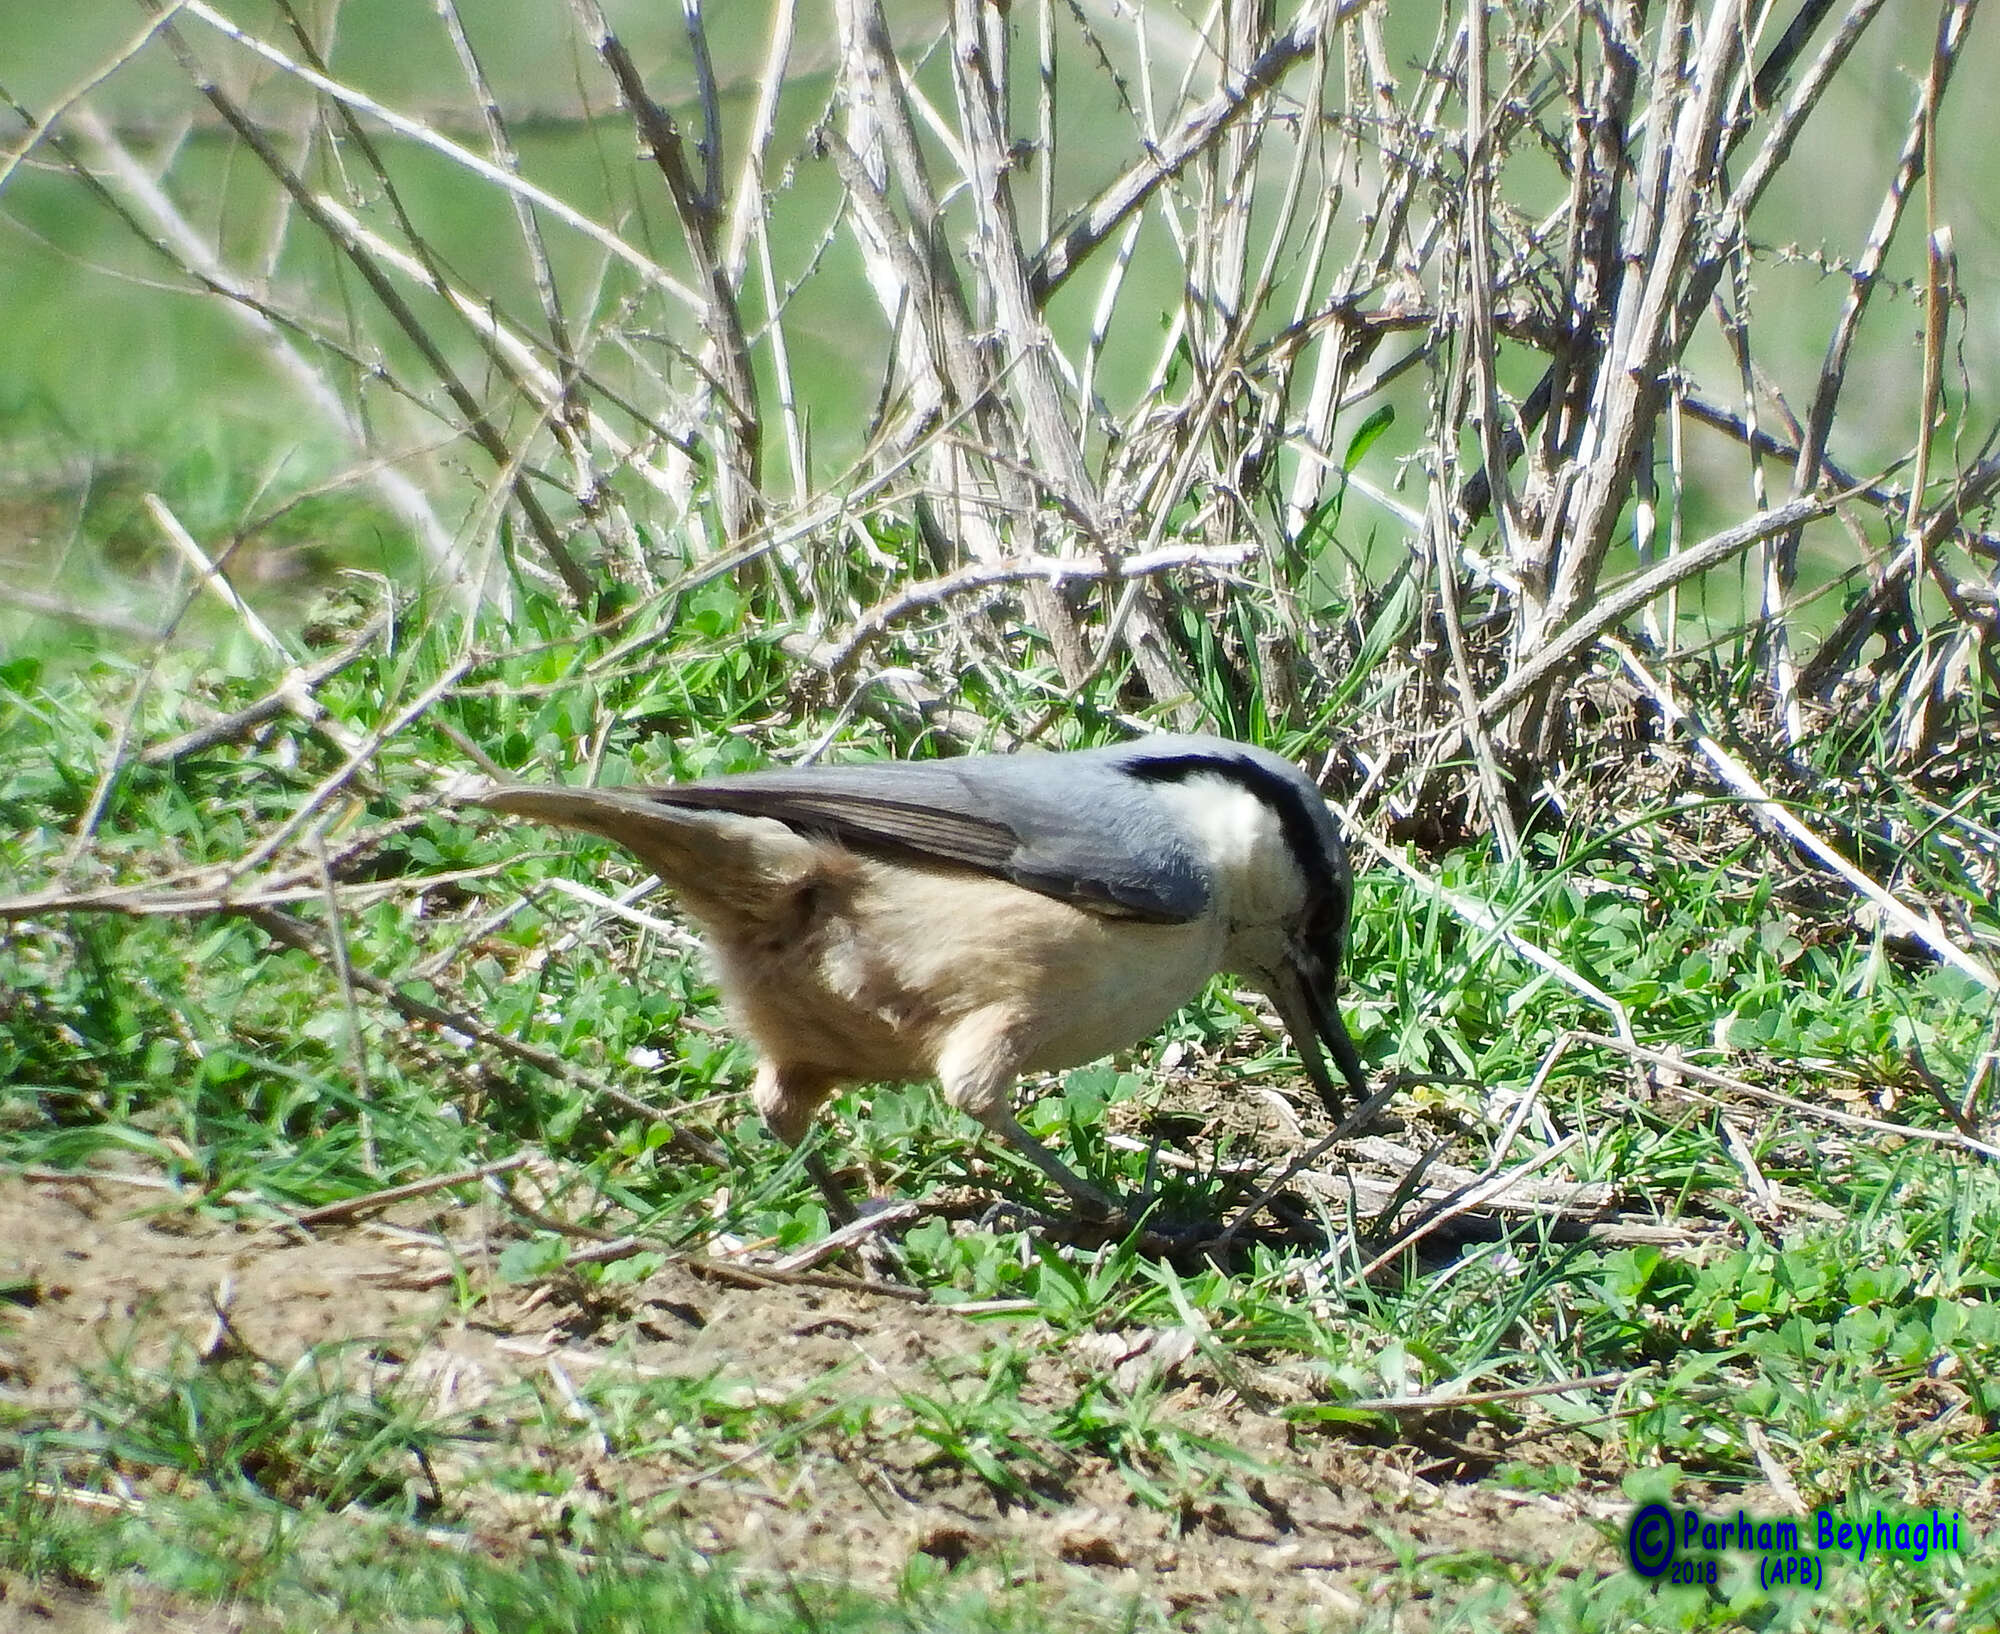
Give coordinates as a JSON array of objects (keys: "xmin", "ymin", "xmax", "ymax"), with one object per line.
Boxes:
[{"xmin": 639, "ymin": 756, "xmax": 1211, "ymax": 923}]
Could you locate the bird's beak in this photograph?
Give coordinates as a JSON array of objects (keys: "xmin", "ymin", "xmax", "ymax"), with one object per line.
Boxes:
[{"xmin": 1267, "ymin": 953, "xmax": 1369, "ymax": 1120}]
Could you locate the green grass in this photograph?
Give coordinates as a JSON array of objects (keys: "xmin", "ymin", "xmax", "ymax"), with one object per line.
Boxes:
[
  {"xmin": 4, "ymin": 585, "xmax": 2000, "ymax": 1631},
  {"xmin": 2, "ymin": 1460, "xmax": 1168, "ymax": 1634}
]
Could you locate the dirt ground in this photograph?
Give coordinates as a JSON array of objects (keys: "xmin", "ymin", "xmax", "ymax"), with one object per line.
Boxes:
[{"xmin": 0, "ymin": 1170, "xmax": 1641, "ymax": 1630}]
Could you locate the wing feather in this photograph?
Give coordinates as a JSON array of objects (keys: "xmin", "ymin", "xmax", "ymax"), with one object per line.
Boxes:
[{"xmin": 635, "ymin": 755, "xmax": 1211, "ymax": 923}]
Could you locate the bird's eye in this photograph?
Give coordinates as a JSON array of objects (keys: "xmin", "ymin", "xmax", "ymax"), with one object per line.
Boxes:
[
  {"xmin": 1306, "ymin": 895, "xmax": 1343, "ymax": 943},
  {"xmin": 1299, "ymin": 894, "xmax": 1349, "ymax": 969}
]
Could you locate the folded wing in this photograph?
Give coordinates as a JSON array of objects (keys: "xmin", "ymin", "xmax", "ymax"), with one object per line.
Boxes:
[{"xmin": 497, "ymin": 753, "xmax": 1213, "ymax": 924}]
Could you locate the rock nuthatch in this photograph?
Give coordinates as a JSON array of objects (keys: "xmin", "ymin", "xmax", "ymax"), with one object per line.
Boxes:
[{"xmin": 470, "ymin": 734, "xmax": 1368, "ymax": 1220}]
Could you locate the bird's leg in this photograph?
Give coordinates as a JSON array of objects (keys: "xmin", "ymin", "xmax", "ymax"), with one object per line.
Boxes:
[
  {"xmin": 801, "ymin": 1148, "xmax": 859, "ymax": 1227},
  {"xmin": 751, "ymin": 1060, "xmax": 861, "ymax": 1222},
  {"xmin": 936, "ymin": 1013, "xmax": 1121, "ymax": 1221},
  {"xmin": 753, "ymin": 1062, "xmax": 913, "ymax": 1285},
  {"xmin": 981, "ymin": 1107, "xmax": 1122, "ymax": 1221}
]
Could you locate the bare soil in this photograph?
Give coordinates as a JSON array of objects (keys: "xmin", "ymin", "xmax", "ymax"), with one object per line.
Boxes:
[{"xmin": 0, "ymin": 1170, "xmax": 1643, "ymax": 1630}]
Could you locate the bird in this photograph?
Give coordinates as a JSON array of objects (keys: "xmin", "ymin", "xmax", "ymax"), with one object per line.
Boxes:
[{"xmin": 467, "ymin": 734, "xmax": 1369, "ymax": 1222}]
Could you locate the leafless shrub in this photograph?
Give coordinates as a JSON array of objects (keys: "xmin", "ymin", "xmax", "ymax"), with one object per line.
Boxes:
[{"xmin": 6, "ymin": 0, "xmax": 1996, "ymax": 829}]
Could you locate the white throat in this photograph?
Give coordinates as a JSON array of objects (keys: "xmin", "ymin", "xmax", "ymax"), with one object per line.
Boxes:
[{"xmin": 1147, "ymin": 773, "xmax": 1309, "ymax": 937}]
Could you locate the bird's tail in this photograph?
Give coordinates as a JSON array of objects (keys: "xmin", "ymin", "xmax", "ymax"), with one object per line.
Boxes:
[{"xmin": 466, "ymin": 784, "xmax": 818, "ymax": 919}]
